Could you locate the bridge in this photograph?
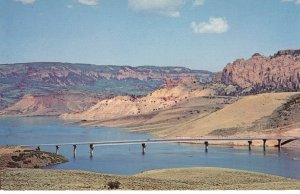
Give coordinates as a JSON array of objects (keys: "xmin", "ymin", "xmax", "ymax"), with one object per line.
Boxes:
[{"xmin": 20, "ymin": 137, "xmax": 298, "ymax": 158}]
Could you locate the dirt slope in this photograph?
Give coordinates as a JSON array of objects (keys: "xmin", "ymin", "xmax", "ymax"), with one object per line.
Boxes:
[{"xmin": 157, "ymin": 92, "xmax": 299, "ymax": 138}]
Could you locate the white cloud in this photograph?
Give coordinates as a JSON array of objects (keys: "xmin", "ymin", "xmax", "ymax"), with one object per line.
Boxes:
[
  {"xmin": 67, "ymin": 5, "xmax": 74, "ymax": 9},
  {"xmin": 78, "ymin": 0, "xmax": 98, "ymax": 6},
  {"xmin": 191, "ymin": 17, "xmax": 229, "ymax": 34},
  {"xmin": 15, "ymin": 0, "xmax": 35, "ymax": 4},
  {"xmin": 282, "ymin": 0, "xmax": 300, "ymax": 4},
  {"xmin": 128, "ymin": 0, "xmax": 186, "ymax": 17},
  {"xmin": 193, "ymin": 0, "xmax": 205, "ymax": 7}
]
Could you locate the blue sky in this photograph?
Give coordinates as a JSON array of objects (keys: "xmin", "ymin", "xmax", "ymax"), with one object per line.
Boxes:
[{"xmin": 0, "ymin": 0, "xmax": 299, "ymax": 71}]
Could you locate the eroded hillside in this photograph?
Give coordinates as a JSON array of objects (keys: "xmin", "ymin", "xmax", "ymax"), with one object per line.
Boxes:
[
  {"xmin": 61, "ymin": 77, "xmax": 218, "ymax": 120},
  {"xmin": 0, "ymin": 92, "xmax": 102, "ymax": 116}
]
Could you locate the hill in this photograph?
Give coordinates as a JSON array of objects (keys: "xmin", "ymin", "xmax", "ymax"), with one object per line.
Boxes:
[
  {"xmin": 0, "ymin": 92, "xmax": 102, "ymax": 116},
  {"xmin": 68, "ymin": 80, "xmax": 300, "ymax": 146},
  {"xmin": 60, "ymin": 77, "xmax": 220, "ymax": 120}
]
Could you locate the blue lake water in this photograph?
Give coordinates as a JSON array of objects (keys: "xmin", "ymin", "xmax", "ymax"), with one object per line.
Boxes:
[{"xmin": 0, "ymin": 116, "xmax": 300, "ymax": 179}]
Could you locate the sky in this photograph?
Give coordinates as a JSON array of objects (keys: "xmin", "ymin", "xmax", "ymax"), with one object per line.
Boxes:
[{"xmin": 0, "ymin": 0, "xmax": 300, "ymax": 72}]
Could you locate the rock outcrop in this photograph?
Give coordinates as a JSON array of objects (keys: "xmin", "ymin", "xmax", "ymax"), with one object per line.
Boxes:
[{"xmin": 218, "ymin": 49, "xmax": 300, "ymax": 93}]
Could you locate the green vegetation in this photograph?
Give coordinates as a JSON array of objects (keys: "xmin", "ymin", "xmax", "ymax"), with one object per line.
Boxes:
[
  {"xmin": 40, "ymin": 151, "xmax": 69, "ymax": 163},
  {"xmin": 208, "ymin": 127, "xmax": 240, "ymax": 136},
  {"xmin": 73, "ymin": 78, "xmax": 162, "ymax": 96}
]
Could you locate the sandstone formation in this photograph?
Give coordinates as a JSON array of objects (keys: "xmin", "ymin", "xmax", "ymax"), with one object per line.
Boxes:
[{"xmin": 218, "ymin": 49, "xmax": 300, "ymax": 93}]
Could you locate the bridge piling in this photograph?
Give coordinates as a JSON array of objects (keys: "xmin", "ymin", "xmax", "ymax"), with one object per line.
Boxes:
[
  {"xmin": 204, "ymin": 141, "xmax": 208, "ymax": 152},
  {"xmin": 278, "ymin": 139, "xmax": 282, "ymax": 151},
  {"xmin": 73, "ymin": 145, "xmax": 77, "ymax": 158},
  {"xmin": 142, "ymin": 143, "xmax": 146, "ymax": 155},
  {"xmin": 90, "ymin": 144, "xmax": 94, "ymax": 158},
  {"xmin": 263, "ymin": 139, "xmax": 267, "ymax": 151},
  {"xmin": 55, "ymin": 145, "xmax": 59, "ymax": 154},
  {"xmin": 248, "ymin": 140, "xmax": 252, "ymax": 151}
]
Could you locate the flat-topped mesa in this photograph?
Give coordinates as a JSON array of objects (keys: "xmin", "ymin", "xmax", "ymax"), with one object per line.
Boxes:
[{"xmin": 218, "ymin": 49, "xmax": 300, "ymax": 93}]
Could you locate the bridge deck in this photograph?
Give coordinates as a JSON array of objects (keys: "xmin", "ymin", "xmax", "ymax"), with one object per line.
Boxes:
[{"xmin": 20, "ymin": 137, "xmax": 298, "ymax": 147}]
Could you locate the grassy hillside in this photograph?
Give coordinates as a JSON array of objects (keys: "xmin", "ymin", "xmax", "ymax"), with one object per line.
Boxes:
[{"xmin": 2, "ymin": 167, "xmax": 300, "ymax": 190}]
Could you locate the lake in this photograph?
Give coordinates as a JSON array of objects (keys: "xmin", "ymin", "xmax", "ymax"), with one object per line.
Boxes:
[{"xmin": 0, "ymin": 116, "xmax": 299, "ymax": 179}]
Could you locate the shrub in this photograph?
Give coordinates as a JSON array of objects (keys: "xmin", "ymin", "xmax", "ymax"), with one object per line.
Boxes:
[
  {"xmin": 107, "ymin": 181, "xmax": 121, "ymax": 190},
  {"xmin": 7, "ymin": 162, "xmax": 21, "ymax": 168},
  {"xmin": 23, "ymin": 160, "xmax": 31, "ymax": 164},
  {"xmin": 11, "ymin": 153, "xmax": 25, "ymax": 162}
]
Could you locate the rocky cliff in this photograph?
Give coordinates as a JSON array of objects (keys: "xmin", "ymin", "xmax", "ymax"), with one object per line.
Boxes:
[{"xmin": 218, "ymin": 49, "xmax": 300, "ymax": 93}]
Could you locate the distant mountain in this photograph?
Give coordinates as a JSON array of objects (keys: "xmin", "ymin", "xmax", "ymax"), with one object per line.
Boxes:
[
  {"xmin": 217, "ymin": 49, "xmax": 300, "ymax": 94},
  {"xmin": 0, "ymin": 62, "xmax": 214, "ymax": 109}
]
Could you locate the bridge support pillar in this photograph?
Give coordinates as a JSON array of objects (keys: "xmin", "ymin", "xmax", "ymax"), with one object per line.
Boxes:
[
  {"xmin": 248, "ymin": 141, "xmax": 252, "ymax": 151},
  {"xmin": 263, "ymin": 139, "xmax": 267, "ymax": 151},
  {"xmin": 142, "ymin": 143, "xmax": 146, "ymax": 155},
  {"xmin": 204, "ymin": 141, "xmax": 208, "ymax": 152},
  {"xmin": 73, "ymin": 145, "xmax": 77, "ymax": 158},
  {"xmin": 277, "ymin": 139, "xmax": 282, "ymax": 151},
  {"xmin": 90, "ymin": 144, "xmax": 94, "ymax": 158},
  {"xmin": 55, "ymin": 145, "xmax": 59, "ymax": 154}
]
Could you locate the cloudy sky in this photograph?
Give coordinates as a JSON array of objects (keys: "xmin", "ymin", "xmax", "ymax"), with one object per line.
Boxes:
[{"xmin": 0, "ymin": 0, "xmax": 299, "ymax": 71}]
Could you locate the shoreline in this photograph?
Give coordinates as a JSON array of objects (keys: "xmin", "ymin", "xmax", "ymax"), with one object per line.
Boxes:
[{"xmin": 1, "ymin": 115, "xmax": 299, "ymax": 148}]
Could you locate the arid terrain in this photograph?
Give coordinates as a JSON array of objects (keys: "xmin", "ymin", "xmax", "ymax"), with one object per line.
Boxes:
[
  {"xmin": 1, "ymin": 49, "xmax": 300, "ymax": 147},
  {"xmin": 62, "ymin": 80, "xmax": 300, "ymax": 146},
  {"xmin": 58, "ymin": 50, "xmax": 300, "ymax": 147},
  {"xmin": 2, "ymin": 167, "xmax": 300, "ymax": 190},
  {"xmin": 0, "ymin": 63, "xmax": 213, "ymax": 111}
]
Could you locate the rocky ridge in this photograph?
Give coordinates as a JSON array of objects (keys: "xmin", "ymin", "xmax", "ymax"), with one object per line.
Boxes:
[{"xmin": 218, "ymin": 49, "xmax": 300, "ymax": 94}]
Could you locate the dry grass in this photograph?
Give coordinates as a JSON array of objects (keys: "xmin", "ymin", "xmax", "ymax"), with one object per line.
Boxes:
[
  {"xmin": 80, "ymin": 92, "xmax": 300, "ymax": 147},
  {"xmin": 2, "ymin": 167, "xmax": 300, "ymax": 190},
  {"xmin": 158, "ymin": 92, "xmax": 299, "ymax": 137}
]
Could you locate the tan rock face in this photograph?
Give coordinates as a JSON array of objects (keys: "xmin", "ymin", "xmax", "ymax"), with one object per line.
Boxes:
[
  {"xmin": 61, "ymin": 77, "xmax": 213, "ymax": 121},
  {"xmin": 219, "ymin": 49, "xmax": 300, "ymax": 91}
]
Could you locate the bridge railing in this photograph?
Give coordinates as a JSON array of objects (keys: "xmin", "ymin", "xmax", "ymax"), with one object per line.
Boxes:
[{"xmin": 18, "ymin": 137, "xmax": 298, "ymax": 157}]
